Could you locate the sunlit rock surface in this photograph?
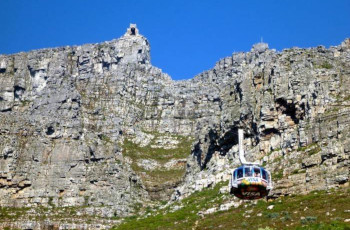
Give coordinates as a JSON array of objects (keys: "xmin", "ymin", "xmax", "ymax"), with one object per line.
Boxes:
[{"xmin": 0, "ymin": 24, "xmax": 349, "ymax": 228}]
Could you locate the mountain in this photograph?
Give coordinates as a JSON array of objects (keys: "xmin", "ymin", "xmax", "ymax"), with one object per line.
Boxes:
[{"xmin": 0, "ymin": 24, "xmax": 349, "ymax": 229}]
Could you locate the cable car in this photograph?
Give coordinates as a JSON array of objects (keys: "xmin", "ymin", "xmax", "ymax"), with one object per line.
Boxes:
[
  {"xmin": 230, "ymin": 165, "xmax": 272, "ymax": 199},
  {"xmin": 229, "ymin": 129, "xmax": 273, "ymax": 200}
]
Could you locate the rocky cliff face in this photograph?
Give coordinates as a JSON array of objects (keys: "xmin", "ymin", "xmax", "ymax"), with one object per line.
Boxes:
[
  {"xmin": 174, "ymin": 39, "xmax": 350, "ymax": 200},
  {"xmin": 0, "ymin": 25, "xmax": 349, "ymax": 224}
]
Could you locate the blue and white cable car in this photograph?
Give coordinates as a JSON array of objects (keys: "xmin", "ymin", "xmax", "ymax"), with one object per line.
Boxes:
[{"xmin": 230, "ymin": 129, "xmax": 273, "ymax": 199}]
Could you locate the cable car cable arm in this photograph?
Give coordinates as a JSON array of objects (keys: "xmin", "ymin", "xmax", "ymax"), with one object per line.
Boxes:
[{"xmin": 238, "ymin": 129, "xmax": 259, "ymax": 165}]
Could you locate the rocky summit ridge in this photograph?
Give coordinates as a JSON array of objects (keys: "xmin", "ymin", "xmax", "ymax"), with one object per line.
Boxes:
[{"xmin": 0, "ymin": 24, "xmax": 349, "ymax": 228}]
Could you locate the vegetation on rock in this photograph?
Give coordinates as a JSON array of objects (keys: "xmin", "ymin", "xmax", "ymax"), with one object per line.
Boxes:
[{"xmin": 114, "ymin": 183, "xmax": 350, "ymax": 230}]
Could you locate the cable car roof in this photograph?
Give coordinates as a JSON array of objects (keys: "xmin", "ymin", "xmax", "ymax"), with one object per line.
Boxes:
[{"xmin": 235, "ymin": 165, "xmax": 268, "ymax": 170}]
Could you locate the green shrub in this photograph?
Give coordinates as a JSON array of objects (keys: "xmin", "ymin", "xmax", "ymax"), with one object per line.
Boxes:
[
  {"xmin": 301, "ymin": 216, "xmax": 317, "ymax": 225},
  {"xmin": 258, "ymin": 227, "xmax": 275, "ymax": 230},
  {"xmin": 266, "ymin": 212, "xmax": 280, "ymax": 219},
  {"xmin": 320, "ymin": 62, "xmax": 333, "ymax": 69}
]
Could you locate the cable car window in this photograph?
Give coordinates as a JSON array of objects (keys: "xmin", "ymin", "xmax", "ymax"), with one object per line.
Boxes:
[
  {"xmin": 254, "ymin": 168, "xmax": 261, "ymax": 178},
  {"xmin": 244, "ymin": 167, "xmax": 252, "ymax": 177},
  {"xmin": 237, "ymin": 168, "xmax": 243, "ymax": 179},
  {"xmin": 262, "ymin": 169, "xmax": 267, "ymax": 180}
]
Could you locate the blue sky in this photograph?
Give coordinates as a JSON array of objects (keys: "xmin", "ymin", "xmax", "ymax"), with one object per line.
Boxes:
[{"xmin": 1, "ymin": 0, "xmax": 349, "ymax": 80}]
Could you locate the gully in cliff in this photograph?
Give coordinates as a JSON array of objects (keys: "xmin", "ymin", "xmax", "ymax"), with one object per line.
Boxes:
[{"xmin": 229, "ymin": 129, "xmax": 273, "ymax": 199}]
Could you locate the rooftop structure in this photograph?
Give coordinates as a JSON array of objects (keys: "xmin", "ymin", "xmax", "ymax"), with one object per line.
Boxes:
[{"xmin": 125, "ymin": 23, "xmax": 139, "ymax": 36}]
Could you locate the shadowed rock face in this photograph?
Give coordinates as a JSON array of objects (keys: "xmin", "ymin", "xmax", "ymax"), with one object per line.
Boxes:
[{"xmin": 0, "ymin": 24, "xmax": 349, "ymax": 220}]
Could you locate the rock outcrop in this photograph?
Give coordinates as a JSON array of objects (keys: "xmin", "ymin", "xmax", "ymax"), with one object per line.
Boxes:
[
  {"xmin": 0, "ymin": 24, "xmax": 349, "ymax": 227},
  {"xmin": 175, "ymin": 38, "xmax": 350, "ymax": 200}
]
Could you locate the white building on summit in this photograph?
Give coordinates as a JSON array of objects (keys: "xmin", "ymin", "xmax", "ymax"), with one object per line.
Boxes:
[{"xmin": 125, "ymin": 24, "xmax": 139, "ymax": 36}]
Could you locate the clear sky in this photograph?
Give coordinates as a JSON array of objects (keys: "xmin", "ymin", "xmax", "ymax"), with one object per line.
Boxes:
[{"xmin": 1, "ymin": 0, "xmax": 349, "ymax": 80}]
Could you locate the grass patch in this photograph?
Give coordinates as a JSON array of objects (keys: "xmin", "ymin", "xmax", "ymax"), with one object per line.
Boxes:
[
  {"xmin": 325, "ymin": 106, "xmax": 341, "ymax": 115},
  {"xmin": 20, "ymin": 100, "xmax": 31, "ymax": 107},
  {"xmin": 145, "ymin": 168, "xmax": 186, "ymax": 185},
  {"xmin": 297, "ymin": 143, "xmax": 321, "ymax": 156},
  {"xmin": 113, "ymin": 181, "xmax": 227, "ymax": 230},
  {"xmin": 266, "ymin": 148, "xmax": 282, "ymax": 157},
  {"xmin": 113, "ymin": 184, "xmax": 350, "ymax": 230},
  {"xmin": 99, "ymin": 134, "xmax": 112, "ymax": 143},
  {"xmin": 292, "ymin": 169, "xmax": 306, "ymax": 175},
  {"xmin": 308, "ymin": 146, "xmax": 321, "ymax": 156},
  {"xmin": 314, "ymin": 61, "xmax": 333, "ymax": 69},
  {"xmin": 2, "ymin": 186, "xmax": 349, "ymax": 230},
  {"xmin": 122, "ymin": 133, "xmax": 193, "ymax": 164},
  {"xmin": 297, "ymin": 143, "xmax": 317, "ymax": 152},
  {"xmin": 272, "ymin": 169, "xmax": 284, "ymax": 180},
  {"xmin": 295, "ymin": 221, "xmax": 350, "ymax": 230},
  {"xmin": 335, "ymin": 94, "xmax": 350, "ymax": 104},
  {"xmin": 122, "ymin": 132, "xmax": 193, "ymax": 195},
  {"xmin": 272, "ymin": 155, "xmax": 283, "ymax": 163},
  {"xmin": 0, "ymin": 207, "xmax": 30, "ymax": 220},
  {"xmin": 300, "ymin": 216, "xmax": 317, "ymax": 225},
  {"xmin": 0, "ymin": 205, "xmax": 117, "ymax": 224},
  {"xmin": 319, "ymin": 62, "xmax": 333, "ymax": 69}
]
